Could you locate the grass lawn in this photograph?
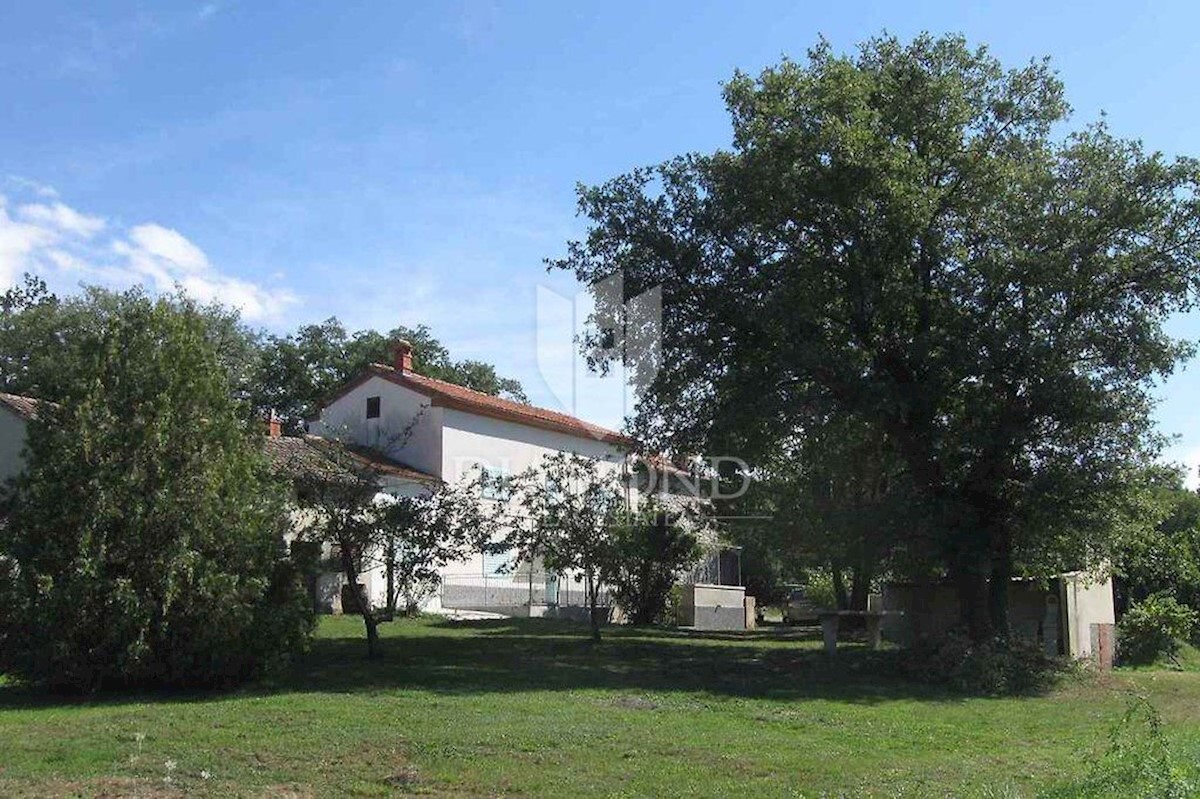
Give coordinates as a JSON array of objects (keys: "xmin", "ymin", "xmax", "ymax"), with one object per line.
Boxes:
[{"xmin": 1, "ymin": 616, "xmax": 1198, "ymax": 797}]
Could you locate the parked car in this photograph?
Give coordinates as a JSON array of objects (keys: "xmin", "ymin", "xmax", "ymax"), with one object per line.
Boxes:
[{"xmin": 783, "ymin": 587, "xmax": 821, "ymax": 625}]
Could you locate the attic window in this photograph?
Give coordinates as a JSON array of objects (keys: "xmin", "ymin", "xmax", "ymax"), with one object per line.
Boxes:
[{"xmin": 366, "ymin": 396, "xmax": 381, "ymax": 419}]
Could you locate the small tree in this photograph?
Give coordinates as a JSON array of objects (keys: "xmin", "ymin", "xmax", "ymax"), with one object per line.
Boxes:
[
  {"xmin": 508, "ymin": 453, "xmax": 626, "ymax": 642},
  {"xmin": 378, "ymin": 482, "xmax": 495, "ymax": 617},
  {"xmin": 291, "ymin": 453, "xmax": 389, "ymax": 658},
  {"xmin": 289, "ymin": 442, "xmax": 488, "ymax": 658},
  {"xmin": 1118, "ymin": 593, "xmax": 1199, "ymax": 666},
  {"xmin": 607, "ymin": 500, "xmax": 702, "ymax": 625},
  {"xmin": 0, "ymin": 291, "xmax": 313, "ymax": 692}
]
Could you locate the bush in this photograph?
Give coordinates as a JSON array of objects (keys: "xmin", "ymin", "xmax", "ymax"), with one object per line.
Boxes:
[
  {"xmin": 0, "ymin": 292, "xmax": 314, "ymax": 691},
  {"xmin": 607, "ymin": 504, "xmax": 702, "ymax": 626},
  {"xmin": 1040, "ymin": 694, "xmax": 1198, "ymax": 798},
  {"xmin": 1118, "ymin": 593, "xmax": 1199, "ymax": 666},
  {"xmin": 903, "ymin": 629, "xmax": 1067, "ymax": 695},
  {"xmin": 802, "ymin": 571, "xmax": 840, "ymax": 611}
]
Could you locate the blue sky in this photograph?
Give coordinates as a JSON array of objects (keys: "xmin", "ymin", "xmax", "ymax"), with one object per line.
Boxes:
[{"xmin": 1, "ymin": 1, "xmax": 1198, "ymax": 480}]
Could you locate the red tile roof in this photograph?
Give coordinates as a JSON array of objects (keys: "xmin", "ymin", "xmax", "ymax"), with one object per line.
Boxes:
[
  {"xmin": 352, "ymin": 363, "xmax": 634, "ymax": 447},
  {"xmin": 264, "ymin": 434, "xmax": 439, "ymax": 485},
  {"xmin": 0, "ymin": 392, "xmax": 43, "ymax": 420}
]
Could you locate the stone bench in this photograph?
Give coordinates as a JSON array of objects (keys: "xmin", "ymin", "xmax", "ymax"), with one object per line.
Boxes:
[{"xmin": 817, "ymin": 610, "xmax": 900, "ymax": 654}]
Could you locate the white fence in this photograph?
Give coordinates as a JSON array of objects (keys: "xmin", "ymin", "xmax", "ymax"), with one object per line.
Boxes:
[{"xmin": 440, "ymin": 572, "xmax": 612, "ymax": 612}]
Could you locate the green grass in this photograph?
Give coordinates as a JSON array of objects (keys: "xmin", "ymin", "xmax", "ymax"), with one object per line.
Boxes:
[{"xmin": 1, "ymin": 616, "xmax": 1198, "ymax": 797}]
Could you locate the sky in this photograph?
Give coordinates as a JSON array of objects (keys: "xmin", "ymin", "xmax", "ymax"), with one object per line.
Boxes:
[{"xmin": 1, "ymin": 1, "xmax": 1198, "ymax": 483}]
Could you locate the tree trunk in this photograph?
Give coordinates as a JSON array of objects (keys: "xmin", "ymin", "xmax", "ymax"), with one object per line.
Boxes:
[
  {"xmin": 850, "ymin": 564, "xmax": 873, "ymax": 612},
  {"xmin": 341, "ymin": 548, "xmax": 381, "ymax": 659},
  {"xmin": 954, "ymin": 560, "xmax": 994, "ymax": 642},
  {"xmin": 384, "ymin": 537, "xmax": 397, "ymax": 620},
  {"xmin": 586, "ymin": 568, "xmax": 602, "ymax": 642},
  {"xmin": 831, "ymin": 566, "xmax": 849, "ymax": 610},
  {"xmin": 988, "ymin": 530, "xmax": 1013, "ymax": 640},
  {"xmin": 361, "ymin": 603, "xmax": 380, "ymax": 659}
]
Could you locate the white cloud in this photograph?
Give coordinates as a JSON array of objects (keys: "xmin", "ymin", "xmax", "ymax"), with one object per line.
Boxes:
[
  {"xmin": 17, "ymin": 202, "xmax": 106, "ymax": 238},
  {"xmin": 0, "ymin": 205, "xmax": 60, "ymax": 289},
  {"xmin": 5, "ymin": 176, "xmax": 59, "ymax": 199},
  {"xmin": 0, "ymin": 185, "xmax": 296, "ymax": 322},
  {"xmin": 111, "ymin": 223, "xmax": 295, "ymax": 320},
  {"xmin": 128, "ymin": 223, "xmax": 209, "ymax": 271}
]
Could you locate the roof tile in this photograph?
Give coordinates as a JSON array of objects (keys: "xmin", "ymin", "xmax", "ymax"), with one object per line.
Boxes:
[
  {"xmin": 0, "ymin": 392, "xmax": 43, "ymax": 420},
  {"xmin": 365, "ymin": 364, "xmax": 633, "ymax": 446}
]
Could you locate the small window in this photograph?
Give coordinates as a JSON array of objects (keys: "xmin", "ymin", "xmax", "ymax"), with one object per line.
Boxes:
[
  {"xmin": 366, "ymin": 396, "xmax": 381, "ymax": 419},
  {"xmin": 483, "ymin": 549, "xmax": 509, "ymax": 577}
]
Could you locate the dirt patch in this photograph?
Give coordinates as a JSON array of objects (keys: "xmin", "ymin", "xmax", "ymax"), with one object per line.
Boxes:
[
  {"xmin": 611, "ymin": 695, "xmax": 659, "ymax": 710},
  {"xmin": 0, "ymin": 777, "xmax": 186, "ymax": 798}
]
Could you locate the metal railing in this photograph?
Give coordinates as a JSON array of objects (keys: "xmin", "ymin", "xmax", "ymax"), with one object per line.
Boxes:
[{"xmin": 440, "ymin": 572, "xmax": 612, "ymax": 611}]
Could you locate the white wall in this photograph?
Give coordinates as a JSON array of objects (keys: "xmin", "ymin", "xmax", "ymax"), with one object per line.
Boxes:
[
  {"xmin": 440, "ymin": 407, "xmax": 626, "ymax": 484},
  {"xmin": 0, "ymin": 407, "xmax": 28, "ymax": 487},
  {"xmin": 1062, "ymin": 571, "xmax": 1116, "ymax": 660},
  {"xmin": 312, "ymin": 376, "xmax": 444, "ymax": 478},
  {"xmin": 313, "ymin": 380, "xmax": 637, "ymax": 616},
  {"xmin": 435, "ymin": 408, "xmax": 630, "ymax": 600}
]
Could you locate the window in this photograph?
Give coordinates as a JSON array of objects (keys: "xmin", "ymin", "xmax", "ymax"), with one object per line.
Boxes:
[
  {"xmin": 480, "ymin": 466, "xmax": 511, "ymax": 501},
  {"xmin": 366, "ymin": 396, "xmax": 381, "ymax": 419},
  {"xmin": 482, "ymin": 549, "xmax": 509, "ymax": 577}
]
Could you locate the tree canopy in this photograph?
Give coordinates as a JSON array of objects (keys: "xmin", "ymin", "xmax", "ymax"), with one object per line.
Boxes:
[
  {"xmin": 555, "ymin": 33, "xmax": 1200, "ymax": 640},
  {"xmin": 0, "ymin": 290, "xmax": 312, "ymax": 690},
  {"xmin": 0, "ymin": 276, "xmax": 527, "ymax": 432},
  {"xmin": 248, "ymin": 318, "xmax": 527, "ymax": 430}
]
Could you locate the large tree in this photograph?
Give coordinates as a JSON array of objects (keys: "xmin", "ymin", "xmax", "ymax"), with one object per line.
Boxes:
[
  {"xmin": 1112, "ymin": 466, "xmax": 1200, "ymax": 617},
  {"xmin": 0, "ymin": 290, "xmax": 312, "ymax": 691},
  {"xmin": 556, "ymin": 34, "xmax": 1200, "ymax": 640}
]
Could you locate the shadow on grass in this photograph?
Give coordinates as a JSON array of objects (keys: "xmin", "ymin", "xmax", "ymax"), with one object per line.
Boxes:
[
  {"xmin": 281, "ymin": 617, "xmax": 959, "ymax": 705},
  {"xmin": 0, "ymin": 616, "xmax": 971, "ymax": 710}
]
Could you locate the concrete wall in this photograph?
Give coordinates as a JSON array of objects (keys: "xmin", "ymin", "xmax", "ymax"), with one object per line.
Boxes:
[
  {"xmin": 882, "ymin": 580, "xmax": 1062, "ymax": 656},
  {"xmin": 882, "ymin": 573, "xmax": 1114, "ymax": 660},
  {"xmin": 679, "ymin": 583, "xmax": 747, "ymax": 631},
  {"xmin": 1061, "ymin": 571, "xmax": 1116, "ymax": 659},
  {"xmin": 0, "ymin": 407, "xmax": 27, "ymax": 487}
]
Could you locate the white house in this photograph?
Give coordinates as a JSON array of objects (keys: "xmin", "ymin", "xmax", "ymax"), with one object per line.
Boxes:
[
  {"xmin": 0, "ymin": 393, "xmax": 39, "ymax": 486},
  {"xmin": 305, "ymin": 340, "xmax": 655, "ymax": 615},
  {"xmin": 0, "ymin": 354, "xmax": 733, "ymax": 623}
]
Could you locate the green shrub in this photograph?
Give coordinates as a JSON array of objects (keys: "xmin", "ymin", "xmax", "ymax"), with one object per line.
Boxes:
[
  {"xmin": 0, "ymin": 292, "xmax": 314, "ymax": 691},
  {"xmin": 903, "ymin": 629, "xmax": 1067, "ymax": 695},
  {"xmin": 1118, "ymin": 594, "xmax": 1199, "ymax": 666},
  {"xmin": 1040, "ymin": 694, "xmax": 1198, "ymax": 798},
  {"xmin": 802, "ymin": 571, "xmax": 840, "ymax": 611},
  {"xmin": 608, "ymin": 503, "xmax": 702, "ymax": 626}
]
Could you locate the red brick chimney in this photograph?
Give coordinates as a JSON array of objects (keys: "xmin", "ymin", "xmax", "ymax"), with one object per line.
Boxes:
[
  {"xmin": 393, "ymin": 339, "xmax": 414, "ymax": 373},
  {"xmin": 267, "ymin": 409, "xmax": 281, "ymax": 438}
]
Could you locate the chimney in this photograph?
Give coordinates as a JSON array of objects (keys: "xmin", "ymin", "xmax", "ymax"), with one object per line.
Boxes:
[
  {"xmin": 267, "ymin": 409, "xmax": 282, "ymax": 438},
  {"xmin": 393, "ymin": 339, "xmax": 414, "ymax": 373}
]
